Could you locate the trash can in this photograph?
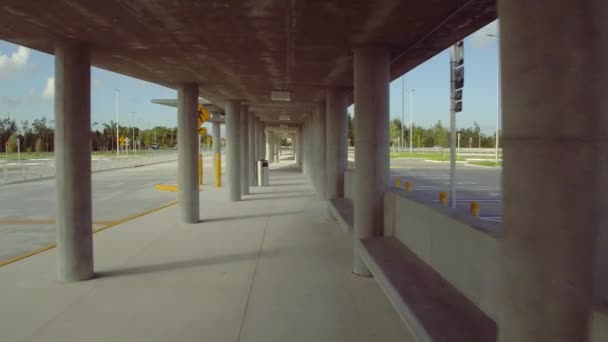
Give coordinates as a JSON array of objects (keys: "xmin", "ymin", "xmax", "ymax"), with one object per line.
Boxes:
[{"xmin": 257, "ymin": 159, "xmax": 269, "ymax": 186}]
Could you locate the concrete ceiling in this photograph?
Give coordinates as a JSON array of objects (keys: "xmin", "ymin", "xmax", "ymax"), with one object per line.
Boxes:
[{"xmin": 0, "ymin": 0, "xmax": 495, "ymax": 125}]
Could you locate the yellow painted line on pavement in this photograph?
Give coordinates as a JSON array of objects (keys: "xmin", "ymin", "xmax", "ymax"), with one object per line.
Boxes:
[
  {"xmin": 0, "ymin": 201, "xmax": 177, "ymax": 268},
  {"xmin": 92, "ymin": 201, "xmax": 177, "ymax": 234},
  {"xmin": 155, "ymin": 184, "xmax": 178, "ymax": 192}
]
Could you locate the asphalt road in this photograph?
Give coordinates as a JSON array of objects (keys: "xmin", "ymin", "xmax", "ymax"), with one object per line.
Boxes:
[
  {"xmin": 389, "ymin": 158, "xmax": 502, "ymax": 223},
  {"xmin": 0, "ymin": 154, "xmax": 218, "ymax": 262}
]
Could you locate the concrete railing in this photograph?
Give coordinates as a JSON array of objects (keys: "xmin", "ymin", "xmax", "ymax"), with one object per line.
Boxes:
[
  {"xmin": 383, "ymin": 189, "xmax": 608, "ymax": 340},
  {"xmin": 0, "ymin": 150, "xmax": 178, "ymax": 185}
]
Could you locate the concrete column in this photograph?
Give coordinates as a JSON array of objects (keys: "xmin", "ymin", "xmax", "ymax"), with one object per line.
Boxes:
[
  {"xmin": 226, "ymin": 100, "xmax": 241, "ymax": 201},
  {"xmin": 265, "ymin": 130, "xmax": 271, "ymax": 163},
  {"xmin": 248, "ymin": 113, "xmax": 256, "ymax": 186},
  {"xmin": 326, "ymin": 88, "xmax": 348, "ymax": 199},
  {"xmin": 304, "ymin": 116, "xmax": 312, "ymax": 179},
  {"xmin": 353, "ymin": 47, "xmax": 390, "ymax": 276},
  {"xmin": 262, "ymin": 123, "xmax": 267, "ymax": 160},
  {"xmin": 212, "ymin": 121, "xmax": 221, "ymax": 187},
  {"xmin": 297, "ymin": 126, "xmax": 303, "ymax": 165},
  {"xmin": 54, "ymin": 43, "xmax": 93, "ymax": 282},
  {"xmin": 213, "ymin": 122, "xmax": 221, "ymax": 154},
  {"xmin": 240, "ymin": 104, "xmax": 249, "ymax": 195},
  {"xmin": 314, "ymin": 101, "xmax": 327, "ymax": 198},
  {"xmin": 498, "ymin": 2, "xmax": 604, "ymax": 341},
  {"xmin": 177, "ymin": 83, "xmax": 200, "ymax": 223}
]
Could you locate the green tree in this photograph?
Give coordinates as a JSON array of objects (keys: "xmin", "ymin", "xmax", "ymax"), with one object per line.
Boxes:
[
  {"xmin": 7, "ymin": 133, "xmax": 18, "ymax": 152},
  {"xmin": 34, "ymin": 137, "xmax": 44, "ymax": 152},
  {"xmin": 390, "ymin": 118, "xmax": 403, "ymax": 146}
]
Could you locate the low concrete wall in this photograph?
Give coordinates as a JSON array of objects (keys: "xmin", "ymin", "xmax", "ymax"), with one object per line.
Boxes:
[{"xmin": 384, "ymin": 189, "xmax": 608, "ymax": 340}]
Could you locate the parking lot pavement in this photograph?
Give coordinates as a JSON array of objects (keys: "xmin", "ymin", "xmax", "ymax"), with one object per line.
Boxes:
[{"xmin": 389, "ymin": 158, "xmax": 502, "ymax": 222}]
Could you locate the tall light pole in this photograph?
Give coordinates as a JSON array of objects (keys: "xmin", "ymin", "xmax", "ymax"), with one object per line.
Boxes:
[
  {"xmin": 409, "ymin": 89, "xmax": 414, "ymax": 153},
  {"xmin": 114, "ymin": 89, "xmax": 120, "ymax": 156},
  {"xmin": 130, "ymin": 111, "xmax": 136, "ymax": 154},
  {"xmin": 401, "ymin": 77, "xmax": 405, "ymax": 150},
  {"xmin": 486, "ymin": 33, "xmax": 500, "ymax": 163}
]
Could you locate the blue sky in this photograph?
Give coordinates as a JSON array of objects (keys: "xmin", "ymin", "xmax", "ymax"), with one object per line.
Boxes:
[{"xmin": 0, "ymin": 21, "xmax": 498, "ymax": 134}]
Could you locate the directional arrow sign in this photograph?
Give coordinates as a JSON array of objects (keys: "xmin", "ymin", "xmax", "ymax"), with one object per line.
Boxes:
[{"xmin": 198, "ymin": 105, "xmax": 211, "ymax": 127}]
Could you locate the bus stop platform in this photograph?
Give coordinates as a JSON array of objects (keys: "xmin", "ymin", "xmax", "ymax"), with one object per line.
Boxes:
[{"xmin": 0, "ymin": 161, "xmax": 413, "ymax": 342}]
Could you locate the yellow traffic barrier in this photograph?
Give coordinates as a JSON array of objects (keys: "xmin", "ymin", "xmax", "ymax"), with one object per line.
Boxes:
[
  {"xmin": 198, "ymin": 153, "xmax": 203, "ymax": 185},
  {"xmin": 470, "ymin": 201, "xmax": 480, "ymax": 217},
  {"xmin": 394, "ymin": 178, "xmax": 401, "ymax": 187},
  {"xmin": 439, "ymin": 191, "xmax": 448, "ymax": 205},
  {"xmin": 404, "ymin": 181, "xmax": 411, "ymax": 192},
  {"xmin": 214, "ymin": 153, "xmax": 222, "ymax": 187}
]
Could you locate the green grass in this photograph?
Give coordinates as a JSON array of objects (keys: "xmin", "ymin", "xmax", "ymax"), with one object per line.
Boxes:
[
  {"xmin": 467, "ymin": 160, "xmax": 502, "ymax": 167},
  {"xmin": 389, "ymin": 152, "xmax": 464, "ymax": 161}
]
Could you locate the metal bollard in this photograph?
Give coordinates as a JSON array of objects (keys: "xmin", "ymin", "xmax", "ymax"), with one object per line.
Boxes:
[
  {"xmin": 470, "ymin": 201, "xmax": 480, "ymax": 217},
  {"xmin": 439, "ymin": 192, "xmax": 448, "ymax": 205},
  {"xmin": 214, "ymin": 153, "xmax": 221, "ymax": 187}
]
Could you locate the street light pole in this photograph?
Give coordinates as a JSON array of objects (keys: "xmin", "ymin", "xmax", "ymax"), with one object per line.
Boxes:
[
  {"xmin": 130, "ymin": 111, "xmax": 136, "ymax": 155},
  {"xmin": 486, "ymin": 33, "xmax": 501, "ymax": 164},
  {"xmin": 401, "ymin": 77, "xmax": 405, "ymax": 150},
  {"xmin": 114, "ymin": 89, "xmax": 120, "ymax": 156},
  {"xmin": 409, "ymin": 89, "xmax": 414, "ymax": 153}
]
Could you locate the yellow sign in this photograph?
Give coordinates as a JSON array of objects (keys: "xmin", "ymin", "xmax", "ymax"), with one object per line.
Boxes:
[
  {"xmin": 198, "ymin": 127, "xmax": 207, "ymax": 135},
  {"xmin": 119, "ymin": 136, "xmax": 126, "ymax": 147},
  {"xmin": 198, "ymin": 104, "xmax": 210, "ymax": 127},
  {"xmin": 206, "ymin": 136, "xmax": 212, "ymax": 146}
]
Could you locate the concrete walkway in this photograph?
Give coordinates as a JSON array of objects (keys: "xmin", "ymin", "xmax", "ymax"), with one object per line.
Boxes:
[{"xmin": 0, "ymin": 160, "xmax": 412, "ymax": 342}]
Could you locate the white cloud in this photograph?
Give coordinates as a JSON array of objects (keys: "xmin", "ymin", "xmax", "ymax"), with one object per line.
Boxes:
[
  {"xmin": 0, "ymin": 46, "xmax": 31, "ymax": 78},
  {"xmin": 470, "ymin": 20, "xmax": 499, "ymax": 48},
  {"xmin": 41, "ymin": 76, "xmax": 54, "ymax": 100}
]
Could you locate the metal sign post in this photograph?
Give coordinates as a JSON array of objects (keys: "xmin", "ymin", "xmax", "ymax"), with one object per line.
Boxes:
[{"xmin": 449, "ymin": 41, "xmax": 464, "ymax": 209}]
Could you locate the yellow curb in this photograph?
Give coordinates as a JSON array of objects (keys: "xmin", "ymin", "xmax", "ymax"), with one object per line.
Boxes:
[{"xmin": 0, "ymin": 201, "xmax": 177, "ymax": 268}]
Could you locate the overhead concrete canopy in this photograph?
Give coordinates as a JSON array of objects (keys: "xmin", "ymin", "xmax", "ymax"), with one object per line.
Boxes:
[{"xmin": 0, "ymin": 1, "xmax": 495, "ymax": 123}]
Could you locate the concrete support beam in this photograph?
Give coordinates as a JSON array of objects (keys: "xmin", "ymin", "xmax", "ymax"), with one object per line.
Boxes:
[
  {"xmin": 326, "ymin": 88, "xmax": 348, "ymax": 199},
  {"xmin": 353, "ymin": 47, "xmax": 390, "ymax": 276},
  {"xmin": 498, "ymin": 2, "xmax": 604, "ymax": 341},
  {"xmin": 177, "ymin": 83, "xmax": 200, "ymax": 223},
  {"xmin": 248, "ymin": 112, "xmax": 256, "ymax": 186},
  {"xmin": 54, "ymin": 43, "xmax": 93, "ymax": 282},
  {"xmin": 226, "ymin": 100, "xmax": 241, "ymax": 201},
  {"xmin": 314, "ymin": 101, "xmax": 327, "ymax": 198},
  {"xmin": 212, "ymin": 121, "xmax": 221, "ymax": 187},
  {"xmin": 240, "ymin": 104, "xmax": 250, "ymax": 195}
]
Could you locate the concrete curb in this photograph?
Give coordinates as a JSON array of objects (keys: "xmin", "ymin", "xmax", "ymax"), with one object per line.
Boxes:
[{"xmin": 464, "ymin": 163, "xmax": 502, "ymax": 169}]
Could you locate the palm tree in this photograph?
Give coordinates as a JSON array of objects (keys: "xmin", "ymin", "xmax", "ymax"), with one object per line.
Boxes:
[{"xmin": 102, "ymin": 120, "xmax": 117, "ymax": 151}]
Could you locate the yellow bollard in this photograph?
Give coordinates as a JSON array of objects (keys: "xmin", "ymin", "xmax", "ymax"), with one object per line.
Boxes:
[
  {"xmin": 214, "ymin": 153, "xmax": 222, "ymax": 187},
  {"xmin": 198, "ymin": 153, "xmax": 203, "ymax": 185},
  {"xmin": 404, "ymin": 181, "xmax": 411, "ymax": 192},
  {"xmin": 439, "ymin": 192, "xmax": 448, "ymax": 205},
  {"xmin": 395, "ymin": 178, "xmax": 402, "ymax": 187},
  {"xmin": 470, "ymin": 201, "xmax": 480, "ymax": 217}
]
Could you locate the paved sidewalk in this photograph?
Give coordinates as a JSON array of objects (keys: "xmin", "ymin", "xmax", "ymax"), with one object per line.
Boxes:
[{"xmin": 0, "ymin": 161, "xmax": 413, "ymax": 342}]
